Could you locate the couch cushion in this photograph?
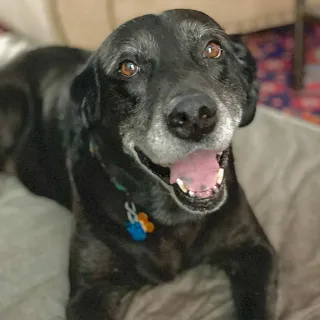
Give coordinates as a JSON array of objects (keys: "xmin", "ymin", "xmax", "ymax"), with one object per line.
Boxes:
[
  {"xmin": 112, "ymin": 0, "xmax": 295, "ymax": 37},
  {"xmin": 0, "ymin": 175, "xmax": 72, "ymax": 320},
  {"xmin": 0, "ymin": 0, "xmax": 296, "ymax": 49}
]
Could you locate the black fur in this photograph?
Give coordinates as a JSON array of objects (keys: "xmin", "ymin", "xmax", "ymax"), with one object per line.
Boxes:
[{"xmin": 0, "ymin": 9, "xmax": 276, "ymax": 320}]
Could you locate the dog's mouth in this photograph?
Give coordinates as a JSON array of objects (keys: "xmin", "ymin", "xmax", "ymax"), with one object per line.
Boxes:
[{"xmin": 135, "ymin": 147, "xmax": 228, "ymax": 208}]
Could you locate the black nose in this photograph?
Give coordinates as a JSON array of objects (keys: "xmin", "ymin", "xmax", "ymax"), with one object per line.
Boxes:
[{"xmin": 167, "ymin": 94, "xmax": 217, "ymax": 141}]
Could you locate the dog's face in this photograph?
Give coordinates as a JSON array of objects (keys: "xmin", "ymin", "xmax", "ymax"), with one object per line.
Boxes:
[{"xmin": 71, "ymin": 9, "xmax": 258, "ymax": 216}]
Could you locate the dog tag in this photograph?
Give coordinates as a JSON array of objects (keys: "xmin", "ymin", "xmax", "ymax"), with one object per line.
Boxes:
[{"xmin": 126, "ymin": 221, "xmax": 147, "ymax": 241}]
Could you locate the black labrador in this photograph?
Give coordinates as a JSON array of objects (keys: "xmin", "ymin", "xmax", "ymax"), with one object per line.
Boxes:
[{"xmin": 0, "ymin": 9, "xmax": 277, "ymax": 320}]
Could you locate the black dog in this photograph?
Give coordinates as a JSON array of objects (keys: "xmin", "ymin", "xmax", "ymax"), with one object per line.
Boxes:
[{"xmin": 0, "ymin": 9, "xmax": 277, "ymax": 320}]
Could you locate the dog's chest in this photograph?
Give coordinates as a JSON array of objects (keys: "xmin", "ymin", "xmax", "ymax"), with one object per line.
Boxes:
[{"xmin": 141, "ymin": 223, "xmax": 204, "ymax": 281}]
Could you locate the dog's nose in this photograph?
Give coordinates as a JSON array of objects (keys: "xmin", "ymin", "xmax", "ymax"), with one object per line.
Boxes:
[{"xmin": 167, "ymin": 94, "xmax": 217, "ymax": 141}]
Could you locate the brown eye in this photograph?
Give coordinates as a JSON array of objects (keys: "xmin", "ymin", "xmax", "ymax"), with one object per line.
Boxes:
[
  {"xmin": 120, "ymin": 61, "xmax": 139, "ymax": 77},
  {"xmin": 203, "ymin": 42, "xmax": 222, "ymax": 59}
]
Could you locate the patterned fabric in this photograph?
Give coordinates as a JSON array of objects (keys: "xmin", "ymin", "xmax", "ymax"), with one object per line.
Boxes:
[{"xmin": 246, "ymin": 24, "xmax": 320, "ymax": 125}]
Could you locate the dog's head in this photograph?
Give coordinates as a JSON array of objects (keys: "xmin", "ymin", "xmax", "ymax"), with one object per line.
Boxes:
[{"xmin": 70, "ymin": 9, "xmax": 258, "ymax": 217}]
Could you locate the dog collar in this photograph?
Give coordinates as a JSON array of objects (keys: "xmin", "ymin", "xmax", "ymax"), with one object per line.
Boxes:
[{"xmin": 89, "ymin": 139, "xmax": 155, "ymax": 241}]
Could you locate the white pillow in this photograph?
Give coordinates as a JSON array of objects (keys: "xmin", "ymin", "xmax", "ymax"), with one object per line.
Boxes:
[{"xmin": 0, "ymin": 174, "xmax": 72, "ymax": 320}]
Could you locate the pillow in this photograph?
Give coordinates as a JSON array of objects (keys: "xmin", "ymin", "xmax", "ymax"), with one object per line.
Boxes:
[{"xmin": 0, "ymin": 174, "xmax": 72, "ymax": 320}]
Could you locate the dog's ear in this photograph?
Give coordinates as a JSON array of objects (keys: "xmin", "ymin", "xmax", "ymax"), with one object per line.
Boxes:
[
  {"xmin": 70, "ymin": 59, "xmax": 101, "ymax": 129},
  {"xmin": 230, "ymin": 35, "xmax": 259, "ymax": 127}
]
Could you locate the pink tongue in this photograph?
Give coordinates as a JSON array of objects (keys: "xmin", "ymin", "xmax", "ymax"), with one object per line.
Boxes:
[{"xmin": 170, "ymin": 150, "xmax": 220, "ymax": 192}]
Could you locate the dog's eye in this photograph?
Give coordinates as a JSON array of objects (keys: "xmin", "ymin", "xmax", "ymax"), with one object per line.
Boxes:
[
  {"xmin": 203, "ymin": 42, "xmax": 222, "ymax": 59},
  {"xmin": 120, "ymin": 61, "xmax": 140, "ymax": 77}
]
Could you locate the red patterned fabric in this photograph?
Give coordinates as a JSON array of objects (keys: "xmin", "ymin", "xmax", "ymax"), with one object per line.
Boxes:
[{"xmin": 246, "ymin": 24, "xmax": 320, "ymax": 125}]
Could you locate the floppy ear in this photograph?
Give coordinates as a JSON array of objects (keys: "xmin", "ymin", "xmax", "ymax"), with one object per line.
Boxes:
[
  {"xmin": 230, "ymin": 35, "xmax": 259, "ymax": 127},
  {"xmin": 70, "ymin": 58, "xmax": 101, "ymax": 129}
]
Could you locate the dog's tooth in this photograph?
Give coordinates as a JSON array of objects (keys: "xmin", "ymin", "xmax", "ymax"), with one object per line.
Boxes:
[
  {"xmin": 217, "ymin": 152, "xmax": 223, "ymax": 156},
  {"xmin": 188, "ymin": 190, "xmax": 195, "ymax": 197},
  {"xmin": 216, "ymin": 168, "xmax": 224, "ymax": 185},
  {"xmin": 213, "ymin": 186, "xmax": 219, "ymax": 193},
  {"xmin": 176, "ymin": 178, "xmax": 188, "ymax": 193}
]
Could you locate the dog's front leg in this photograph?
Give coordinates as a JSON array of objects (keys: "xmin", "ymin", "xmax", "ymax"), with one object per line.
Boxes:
[
  {"xmin": 66, "ymin": 282, "xmax": 130, "ymax": 320},
  {"xmin": 221, "ymin": 244, "xmax": 277, "ymax": 320}
]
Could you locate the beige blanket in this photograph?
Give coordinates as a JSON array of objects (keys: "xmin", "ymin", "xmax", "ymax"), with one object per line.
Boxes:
[{"xmin": 0, "ymin": 106, "xmax": 319, "ymax": 320}]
